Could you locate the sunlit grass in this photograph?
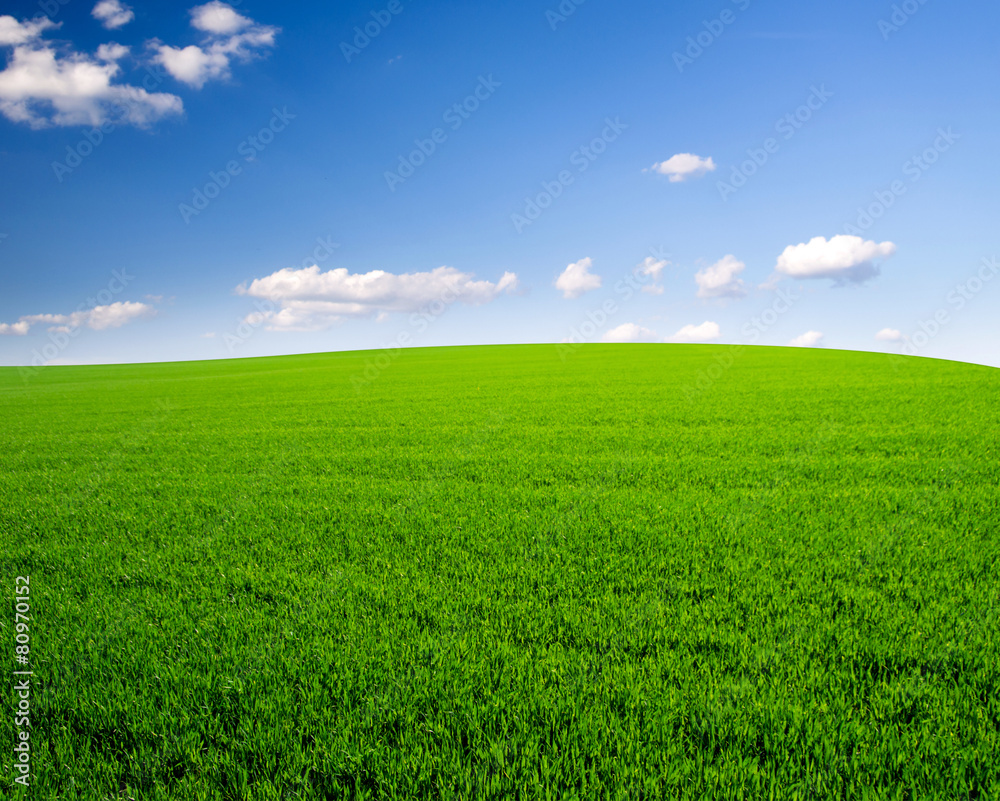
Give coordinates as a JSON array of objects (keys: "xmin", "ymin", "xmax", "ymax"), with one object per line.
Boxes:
[{"xmin": 1, "ymin": 344, "xmax": 998, "ymax": 799}]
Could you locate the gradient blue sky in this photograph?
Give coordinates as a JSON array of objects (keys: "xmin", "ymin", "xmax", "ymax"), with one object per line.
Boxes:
[{"xmin": 1, "ymin": 0, "xmax": 998, "ymax": 367}]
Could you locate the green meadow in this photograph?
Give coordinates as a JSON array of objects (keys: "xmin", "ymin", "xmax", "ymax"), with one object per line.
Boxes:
[{"xmin": 1, "ymin": 343, "xmax": 998, "ymax": 800}]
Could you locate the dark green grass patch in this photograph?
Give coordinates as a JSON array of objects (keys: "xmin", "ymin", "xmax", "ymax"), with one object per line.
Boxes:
[{"xmin": 1, "ymin": 344, "xmax": 998, "ymax": 799}]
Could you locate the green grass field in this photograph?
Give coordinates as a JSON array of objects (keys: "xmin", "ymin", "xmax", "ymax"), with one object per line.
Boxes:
[{"xmin": 2, "ymin": 344, "xmax": 998, "ymax": 799}]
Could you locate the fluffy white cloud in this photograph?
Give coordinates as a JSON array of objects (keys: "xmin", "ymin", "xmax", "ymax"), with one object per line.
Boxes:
[
  {"xmin": 1, "ymin": 301, "xmax": 154, "ymax": 335},
  {"xmin": 775, "ymin": 235, "xmax": 897, "ymax": 284},
  {"xmin": 789, "ymin": 330, "xmax": 824, "ymax": 347},
  {"xmin": 668, "ymin": 321, "xmax": 720, "ymax": 343},
  {"xmin": 555, "ymin": 257, "xmax": 601, "ymax": 299},
  {"xmin": 96, "ymin": 42, "xmax": 129, "ymax": 61},
  {"xmin": 155, "ymin": 45, "xmax": 229, "ymax": 88},
  {"xmin": 650, "ymin": 153, "xmax": 716, "ymax": 182},
  {"xmin": 0, "ymin": 14, "xmax": 182, "ymax": 127},
  {"xmin": 0, "ymin": 321, "xmax": 30, "ymax": 335},
  {"xmin": 696, "ymin": 255, "xmax": 747, "ymax": 299},
  {"xmin": 92, "ymin": 0, "xmax": 134, "ymax": 30},
  {"xmin": 636, "ymin": 256, "xmax": 669, "ymax": 295},
  {"xmin": 191, "ymin": 1, "xmax": 253, "ymax": 34},
  {"xmin": 0, "ymin": 16, "xmax": 55, "ymax": 46},
  {"xmin": 602, "ymin": 323, "xmax": 658, "ymax": 343},
  {"xmin": 153, "ymin": 3, "xmax": 279, "ymax": 88},
  {"xmin": 875, "ymin": 328, "xmax": 902, "ymax": 342},
  {"xmin": 237, "ymin": 265, "xmax": 519, "ymax": 331}
]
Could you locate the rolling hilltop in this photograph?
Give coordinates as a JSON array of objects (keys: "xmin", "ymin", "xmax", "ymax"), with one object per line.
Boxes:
[{"xmin": 2, "ymin": 345, "xmax": 998, "ymax": 798}]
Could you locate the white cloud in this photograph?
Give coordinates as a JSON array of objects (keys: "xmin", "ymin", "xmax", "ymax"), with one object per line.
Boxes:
[
  {"xmin": 153, "ymin": 3, "xmax": 279, "ymax": 89},
  {"xmin": 555, "ymin": 257, "xmax": 602, "ymax": 299},
  {"xmin": 696, "ymin": 255, "xmax": 747, "ymax": 299},
  {"xmin": 0, "ymin": 16, "xmax": 56, "ymax": 46},
  {"xmin": 0, "ymin": 321, "xmax": 30, "ymax": 335},
  {"xmin": 650, "ymin": 153, "xmax": 716, "ymax": 182},
  {"xmin": 92, "ymin": 1, "xmax": 134, "ymax": 30},
  {"xmin": 237, "ymin": 265, "xmax": 519, "ymax": 331},
  {"xmin": 789, "ymin": 330, "xmax": 824, "ymax": 347},
  {"xmin": 668, "ymin": 321, "xmax": 720, "ymax": 343},
  {"xmin": 96, "ymin": 42, "xmax": 129, "ymax": 62},
  {"xmin": 155, "ymin": 45, "xmax": 229, "ymax": 88},
  {"xmin": 775, "ymin": 235, "xmax": 897, "ymax": 284},
  {"xmin": 190, "ymin": 1, "xmax": 253, "ymax": 34},
  {"xmin": 636, "ymin": 256, "xmax": 668, "ymax": 281},
  {"xmin": 0, "ymin": 14, "xmax": 182, "ymax": 127},
  {"xmin": 875, "ymin": 328, "xmax": 902, "ymax": 342},
  {"xmin": 636, "ymin": 256, "xmax": 669, "ymax": 294},
  {"xmin": 88, "ymin": 301, "xmax": 153, "ymax": 329},
  {"xmin": 602, "ymin": 323, "xmax": 658, "ymax": 343},
  {"xmin": 1, "ymin": 301, "xmax": 154, "ymax": 335}
]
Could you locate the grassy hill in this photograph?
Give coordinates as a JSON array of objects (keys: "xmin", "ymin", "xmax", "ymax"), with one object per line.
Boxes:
[{"xmin": 2, "ymin": 344, "xmax": 998, "ymax": 799}]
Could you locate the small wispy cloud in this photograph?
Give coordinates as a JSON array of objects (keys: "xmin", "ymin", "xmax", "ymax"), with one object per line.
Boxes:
[
  {"xmin": 601, "ymin": 323, "xmax": 658, "ymax": 343},
  {"xmin": 92, "ymin": 0, "xmax": 135, "ymax": 30},
  {"xmin": 668, "ymin": 321, "xmax": 720, "ymax": 343},
  {"xmin": 696, "ymin": 255, "xmax": 747, "ymax": 299},
  {"xmin": 648, "ymin": 153, "xmax": 716, "ymax": 182},
  {"xmin": 789, "ymin": 330, "xmax": 824, "ymax": 348},
  {"xmin": 0, "ymin": 301, "xmax": 155, "ymax": 335}
]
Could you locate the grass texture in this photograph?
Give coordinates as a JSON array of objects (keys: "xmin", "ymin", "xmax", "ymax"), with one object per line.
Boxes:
[{"xmin": 1, "ymin": 344, "xmax": 998, "ymax": 799}]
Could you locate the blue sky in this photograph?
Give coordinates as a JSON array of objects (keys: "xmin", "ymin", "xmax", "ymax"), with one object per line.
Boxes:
[{"xmin": 1, "ymin": 0, "xmax": 998, "ymax": 368}]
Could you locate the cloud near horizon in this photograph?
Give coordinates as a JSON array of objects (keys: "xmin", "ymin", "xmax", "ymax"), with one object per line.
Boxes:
[
  {"xmin": 601, "ymin": 323, "xmax": 659, "ymax": 343},
  {"xmin": 0, "ymin": 301, "xmax": 155, "ymax": 335},
  {"xmin": 237, "ymin": 265, "xmax": 519, "ymax": 331},
  {"xmin": 774, "ymin": 235, "xmax": 897, "ymax": 284},
  {"xmin": 789, "ymin": 330, "xmax": 824, "ymax": 347},
  {"xmin": 668, "ymin": 321, "xmax": 720, "ymax": 343},
  {"xmin": 875, "ymin": 328, "xmax": 902, "ymax": 342}
]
